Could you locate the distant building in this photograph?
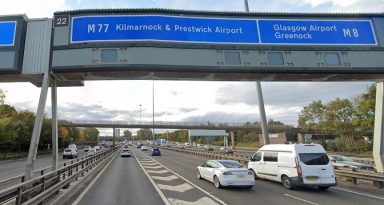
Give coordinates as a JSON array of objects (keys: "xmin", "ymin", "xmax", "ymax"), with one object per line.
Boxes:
[
  {"xmin": 114, "ymin": 128, "xmax": 121, "ymax": 138},
  {"xmin": 258, "ymin": 132, "xmax": 297, "ymax": 144}
]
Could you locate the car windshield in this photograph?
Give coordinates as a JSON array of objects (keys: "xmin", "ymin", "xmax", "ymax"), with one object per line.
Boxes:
[
  {"xmin": 64, "ymin": 149, "xmax": 71, "ymax": 152},
  {"xmin": 299, "ymin": 153, "xmax": 329, "ymax": 165},
  {"xmin": 153, "ymin": 149, "xmax": 159, "ymax": 151},
  {"xmin": 217, "ymin": 160, "xmax": 244, "ymax": 168}
]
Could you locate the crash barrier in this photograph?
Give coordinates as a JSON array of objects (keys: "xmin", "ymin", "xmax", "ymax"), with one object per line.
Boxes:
[
  {"xmin": 162, "ymin": 146, "xmax": 384, "ymax": 189},
  {"xmin": 0, "ymin": 147, "xmax": 118, "ymax": 205},
  {"xmin": 1, "ymin": 152, "xmax": 86, "ymax": 190}
]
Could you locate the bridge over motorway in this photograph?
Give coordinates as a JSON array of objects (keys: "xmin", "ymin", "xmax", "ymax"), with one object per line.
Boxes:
[{"xmin": 60, "ymin": 120, "xmax": 298, "ymax": 132}]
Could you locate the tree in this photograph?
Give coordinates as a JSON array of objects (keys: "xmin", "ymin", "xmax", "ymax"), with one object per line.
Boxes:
[
  {"xmin": 81, "ymin": 128, "xmax": 99, "ymax": 141},
  {"xmin": 298, "ymin": 100, "xmax": 329, "ymax": 137},
  {"xmin": 0, "ymin": 104, "xmax": 17, "ymax": 118},
  {"xmin": 137, "ymin": 128, "xmax": 152, "ymax": 140},
  {"xmin": 0, "ymin": 89, "xmax": 5, "ymax": 104},
  {"xmin": 354, "ymin": 84, "xmax": 376, "ymax": 133},
  {"xmin": 325, "ymin": 98, "xmax": 356, "ymax": 147},
  {"xmin": 123, "ymin": 130, "xmax": 132, "ymax": 139}
]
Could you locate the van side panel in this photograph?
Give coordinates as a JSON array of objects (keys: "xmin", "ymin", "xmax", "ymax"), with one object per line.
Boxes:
[{"xmin": 277, "ymin": 152, "xmax": 297, "ymax": 181}]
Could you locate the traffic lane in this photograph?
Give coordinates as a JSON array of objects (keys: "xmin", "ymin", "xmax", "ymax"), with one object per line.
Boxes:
[
  {"xmin": 77, "ymin": 151, "xmax": 164, "ymax": 205},
  {"xmin": 0, "ymin": 150, "xmax": 89, "ymax": 181},
  {"xmin": 151, "ymin": 149, "xmax": 384, "ymax": 205},
  {"xmin": 144, "ymin": 149, "xmax": 300, "ymax": 205}
]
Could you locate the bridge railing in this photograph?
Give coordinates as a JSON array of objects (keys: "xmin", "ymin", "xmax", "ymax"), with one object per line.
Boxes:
[{"xmin": 59, "ymin": 119, "xmax": 265, "ymax": 127}]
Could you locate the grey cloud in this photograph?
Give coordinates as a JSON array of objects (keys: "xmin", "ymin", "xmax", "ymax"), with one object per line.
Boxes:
[
  {"xmin": 58, "ymin": 103, "xmax": 136, "ymax": 121},
  {"xmin": 215, "ymin": 82, "xmax": 373, "ymax": 108},
  {"xmin": 179, "ymin": 107, "xmax": 199, "ymax": 113}
]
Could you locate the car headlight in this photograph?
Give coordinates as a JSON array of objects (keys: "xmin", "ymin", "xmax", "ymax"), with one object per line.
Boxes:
[
  {"xmin": 222, "ymin": 171, "xmax": 233, "ymax": 175},
  {"xmin": 248, "ymin": 171, "xmax": 254, "ymax": 175}
]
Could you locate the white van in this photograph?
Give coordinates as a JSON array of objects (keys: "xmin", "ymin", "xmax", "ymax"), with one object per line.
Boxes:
[{"xmin": 248, "ymin": 144, "xmax": 336, "ymax": 190}]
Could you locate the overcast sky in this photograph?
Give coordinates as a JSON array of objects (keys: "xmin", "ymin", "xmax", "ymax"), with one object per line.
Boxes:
[{"xmin": 0, "ymin": 0, "xmax": 382, "ymax": 135}]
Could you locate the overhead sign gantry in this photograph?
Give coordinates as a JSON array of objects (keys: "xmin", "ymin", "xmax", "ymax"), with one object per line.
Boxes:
[
  {"xmin": 0, "ymin": 15, "xmax": 27, "ymax": 74},
  {"xmin": 51, "ymin": 9, "xmax": 384, "ymax": 81}
]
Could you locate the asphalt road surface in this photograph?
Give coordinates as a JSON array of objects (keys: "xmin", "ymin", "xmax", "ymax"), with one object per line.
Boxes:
[
  {"xmin": 69, "ymin": 147, "xmax": 384, "ymax": 205},
  {"xmin": 0, "ymin": 149, "xmax": 89, "ymax": 181}
]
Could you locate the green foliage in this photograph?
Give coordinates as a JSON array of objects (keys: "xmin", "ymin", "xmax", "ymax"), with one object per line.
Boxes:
[
  {"xmin": 0, "ymin": 89, "xmax": 5, "ymax": 104},
  {"xmin": 82, "ymin": 127, "xmax": 99, "ymax": 141},
  {"xmin": 298, "ymin": 85, "xmax": 376, "ymax": 153},
  {"xmin": 137, "ymin": 128, "xmax": 153, "ymax": 140},
  {"xmin": 123, "ymin": 130, "xmax": 132, "ymax": 138}
]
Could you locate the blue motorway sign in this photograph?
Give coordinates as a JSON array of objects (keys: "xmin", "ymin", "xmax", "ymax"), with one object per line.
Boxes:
[
  {"xmin": 0, "ymin": 21, "xmax": 16, "ymax": 46},
  {"xmin": 258, "ymin": 19, "xmax": 376, "ymax": 45},
  {"xmin": 70, "ymin": 16, "xmax": 377, "ymax": 46},
  {"xmin": 71, "ymin": 16, "xmax": 259, "ymax": 44}
]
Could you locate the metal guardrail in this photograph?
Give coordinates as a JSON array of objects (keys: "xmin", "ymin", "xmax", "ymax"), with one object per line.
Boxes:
[
  {"xmin": 0, "ymin": 147, "xmax": 118, "ymax": 205},
  {"xmin": 0, "ymin": 154, "xmax": 88, "ymax": 190},
  {"xmin": 162, "ymin": 146, "xmax": 384, "ymax": 189}
]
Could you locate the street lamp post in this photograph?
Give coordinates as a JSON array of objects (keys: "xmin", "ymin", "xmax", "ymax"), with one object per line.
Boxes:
[
  {"xmin": 243, "ymin": 0, "xmax": 270, "ymax": 145},
  {"xmin": 138, "ymin": 104, "xmax": 142, "ymax": 143},
  {"xmin": 152, "ymin": 80, "xmax": 155, "ymax": 142}
]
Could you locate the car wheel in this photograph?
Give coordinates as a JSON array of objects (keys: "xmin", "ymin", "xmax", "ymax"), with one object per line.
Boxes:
[
  {"xmin": 282, "ymin": 175, "xmax": 293, "ymax": 190},
  {"xmin": 318, "ymin": 186, "xmax": 329, "ymax": 190},
  {"xmin": 251, "ymin": 169, "xmax": 258, "ymax": 180},
  {"xmin": 63, "ymin": 156, "xmax": 65, "ymax": 159},
  {"xmin": 197, "ymin": 170, "xmax": 202, "ymax": 179},
  {"xmin": 213, "ymin": 176, "xmax": 222, "ymax": 189}
]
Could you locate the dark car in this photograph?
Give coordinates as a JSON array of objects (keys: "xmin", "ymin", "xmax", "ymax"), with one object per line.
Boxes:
[
  {"xmin": 151, "ymin": 148, "xmax": 161, "ymax": 156},
  {"xmin": 137, "ymin": 144, "xmax": 143, "ymax": 148}
]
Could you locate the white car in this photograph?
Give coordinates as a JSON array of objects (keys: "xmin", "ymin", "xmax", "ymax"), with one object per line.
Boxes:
[
  {"xmin": 197, "ymin": 160, "xmax": 254, "ymax": 189},
  {"xmin": 84, "ymin": 146, "xmax": 91, "ymax": 152},
  {"xmin": 141, "ymin": 145, "xmax": 149, "ymax": 151},
  {"xmin": 94, "ymin": 145, "xmax": 101, "ymax": 150},
  {"xmin": 121, "ymin": 148, "xmax": 131, "ymax": 157},
  {"xmin": 87, "ymin": 148, "xmax": 97, "ymax": 156},
  {"xmin": 63, "ymin": 148, "xmax": 77, "ymax": 159}
]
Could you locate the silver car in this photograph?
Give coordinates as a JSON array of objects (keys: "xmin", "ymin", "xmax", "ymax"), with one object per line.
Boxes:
[
  {"xmin": 197, "ymin": 160, "xmax": 254, "ymax": 189},
  {"xmin": 63, "ymin": 148, "xmax": 77, "ymax": 159},
  {"xmin": 328, "ymin": 155, "xmax": 374, "ymax": 171}
]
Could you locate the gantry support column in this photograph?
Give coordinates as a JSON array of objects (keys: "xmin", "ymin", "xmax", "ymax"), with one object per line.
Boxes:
[
  {"xmin": 373, "ymin": 82, "xmax": 384, "ymax": 173},
  {"xmin": 112, "ymin": 127, "xmax": 116, "ymax": 146},
  {"xmin": 230, "ymin": 131, "xmax": 235, "ymax": 148},
  {"xmin": 51, "ymin": 76, "xmax": 58, "ymax": 171},
  {"xmin": 25, "ymin": 73, "xmax": 50, "ymax": 180}
]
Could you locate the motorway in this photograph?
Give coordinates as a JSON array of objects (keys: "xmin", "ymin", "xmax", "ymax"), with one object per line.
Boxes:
[
  {"xmin": 71, "ymin": 147, "xmax": 384, "ymax": 205},
  {"xmin": 0, "ymin": 149, "xmax": 89, "ymax": 181}
]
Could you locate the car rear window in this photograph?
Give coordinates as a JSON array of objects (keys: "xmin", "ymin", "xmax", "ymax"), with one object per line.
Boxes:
[
  {"xmin": 217, "ymin": 160, "xmax": 244, "ymax": 168},
  {"xmin": 64, "ymin": 149, "xmax": 71, "ymax": 152},
  {"xmin": 299, "ymin": 153, "xmax": 329, "ymax": 165}
]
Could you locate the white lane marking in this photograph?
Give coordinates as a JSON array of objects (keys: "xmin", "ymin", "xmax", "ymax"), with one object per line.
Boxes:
[
  {"xmin": 147, "ymin": 169, "xmax": 170, "ymax": 174},
  {"xmin": 140, "ymin": 162, "xmax": 158, "ymax": 166},
  {"xmin": 168, "ymin": 197, "xmax": 219, "ymax": 205},
  {"xmin": 141, "ymin": 151, "xmax": 227, "ymax": 205},
  {"xmin": 151, "ymin": 175, "xmax": 179, "ymax": 181},
  {"xmin": 331, "ymin": 187, "xmax": 384, "ymax": 201},
  {"xmin": 132, "ymin": 149, "xmax": 171, "ymax": 205},
  {"xmin": 72, "ymin": 151, "xmax": 118, "ymax": 205},
  {"xmin": 284, "ymin": 194, "xmax": 320, "ymax": 205},
  {"xmin": 157, "ymin": 183, "xmax": 194, "ymax": 192},
  {"xmin": 143, "ymin": 165, "xmax": 163, "ymax": 169}
]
